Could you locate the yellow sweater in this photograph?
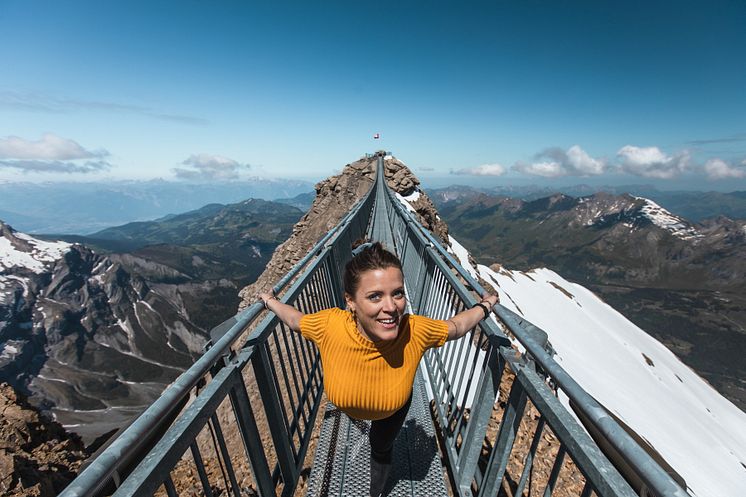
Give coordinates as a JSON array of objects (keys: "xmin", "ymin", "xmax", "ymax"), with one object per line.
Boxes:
[{"xmin": 300, "ymin": 308, "xmax": 448, "ymax": 420}]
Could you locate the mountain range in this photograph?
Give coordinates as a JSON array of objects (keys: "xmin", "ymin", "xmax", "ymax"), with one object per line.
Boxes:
[
  {"xmin": 0, "ymin": 198, "xmax": 303, "ymax": 443},
  {"xmin": 433, "ymin": 188, "xmax": 746, "ymax": 411},
  {"xmin": 429, "ymin": 184, "xmax": 746, "ymax": 222},
  {"xmin": 0, "ymin": 178, "xmax": 313, "ymax": 234}
]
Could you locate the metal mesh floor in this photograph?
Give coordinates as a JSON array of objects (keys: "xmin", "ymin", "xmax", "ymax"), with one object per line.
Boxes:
[{"xmin": 305, "ymin": 370, "xmax": 448, "ymax": 497}]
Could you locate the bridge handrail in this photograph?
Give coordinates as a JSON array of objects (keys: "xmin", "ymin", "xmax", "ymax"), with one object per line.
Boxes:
[
  {"xmin": 61, "ymin": 163, "xmax": 378, "ymax": 497},
  {"xmin": 383, "ymin": 185, "xmax": 688, "ymax": 497}
]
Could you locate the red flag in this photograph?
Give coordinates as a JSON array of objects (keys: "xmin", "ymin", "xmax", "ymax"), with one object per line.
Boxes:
[{"xmin": 373, "ymin": 133, "xmax": 380, "ymax": 139}]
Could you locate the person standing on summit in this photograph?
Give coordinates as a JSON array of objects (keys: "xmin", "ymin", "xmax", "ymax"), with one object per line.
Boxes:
[{"xmin": 260, "ymin": 241, "xmax": 498, "ymax": 497}]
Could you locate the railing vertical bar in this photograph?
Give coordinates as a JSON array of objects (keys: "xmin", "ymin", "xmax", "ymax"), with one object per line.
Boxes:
[
  {"xmin": 456, "ymin": 339, "xmax": 504, "ymax": 490},
  {"xmin": 252, "ymin": 342, "xmax": 298, "ymax": 486},
  {"xmin": 189, "ymin": 442, "xmax": 214, "ymax": 497},
  {"xmin": 448, "ymin": 305, "xmax": 472, "ymax": 415},
  {"xmin": 543, "ymin": 444, "xmax": 567, "ymax": 497},
  {"xmin": 164, "ymin": 476, "xmax": 178, "ymax": 497},
  {"xmin": 278, "ymin": 321, "xmax": 306, "ymax": 431},
  {"xmin": 580, "ymin": 480, "xmax": 594, "ymax": 497},
  {"xmin": 434, "ymin": 273, "xmax": 455, "ymax": 403},
  {"xmin": 289, "ymin": 326, "xmax": 316, "ymax": 424},
  {"xmin": 295, "ymin": 281, "xmax": 323, "ymax": 394},
  {"xmin": 455, "ymin": 328, "xmax": 489, "ymax": 450},
  {"xmin": 475, "ymin": 363, "xmax": 528, "ymax": 497},
  {"xmin": 515, "ymin": 416, "xmax": 547, "ymax": 497},
  {"xmin": 227, "ymin": 372, "xmax": 275, "ymax": 497},
  {"xmin": 321, "ymin": 261, "xmax": 337, "ymax": 309},
  {"xmin": 443, "ymin": 305, "xmax": 467, "ymax": 424},
  {"xmin": 209, "ymin": 413, "xmax": 242, "ymax": 497},
  {"xmin": 270, "ymin": 330, "xmax": 298, "ymax": 456}
]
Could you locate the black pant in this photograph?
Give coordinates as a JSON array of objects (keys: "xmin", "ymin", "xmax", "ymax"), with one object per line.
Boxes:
[{"xmin": 369, "ymin": 393, "xmax": 413, "ymax": 464}]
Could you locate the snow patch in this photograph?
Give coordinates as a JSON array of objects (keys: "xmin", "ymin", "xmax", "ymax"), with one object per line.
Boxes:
[
  {"xmin": 394, "ymin": 192, "xmax": 417, "ymax": 213},
  {"xmin": 403, "ymin": 190, "xmax": 420, "ymax": 202},
  {"xmin": 637, "ymin": 198, "xmax": 703, "ymax": 240},
  {"xmin": 0, "ymin": 232, "xmax": 70, "ymax": 273},
  {"xmin": 448, "ymin": 236, "xmax": 479, "ymax": 280},
  {"xmin": 1, "ymin": 341, "xmax": 20, "ymax": 359},
  {"xmin": 473, "ymin": 260, "xmax": 746, "ymax": 497}
]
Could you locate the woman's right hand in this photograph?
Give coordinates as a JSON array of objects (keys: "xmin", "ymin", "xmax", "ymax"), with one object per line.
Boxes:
[{"xmin": 259, "ymin": 292, "xmax": 275, "ymax": 307}]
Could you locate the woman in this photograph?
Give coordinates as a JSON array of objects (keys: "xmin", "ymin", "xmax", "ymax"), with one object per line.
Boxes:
[{"xmin": 260, "ymin": 242, "xmax": 498, "ymax": 497}]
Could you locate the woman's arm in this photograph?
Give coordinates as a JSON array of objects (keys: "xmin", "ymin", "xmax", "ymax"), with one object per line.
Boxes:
[
  {"xmin": 259, "ymin": 292, "xmax": 305, "ymax": 332},
  {"xmin": 446, "ymin": 294, "xmax": 499, "ymax": 341}
]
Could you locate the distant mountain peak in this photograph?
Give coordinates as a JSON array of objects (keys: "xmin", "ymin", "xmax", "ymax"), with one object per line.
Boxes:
[
  {"xmin": 634, "ymin": 197, "xmax": 703, "ymax": 241},
  {"xmin": 0, "ymin": 220, "xmax": 71, "ymax": 275},
  {"xmin": 572, "ymin": 194, "xmax": 704, "ymax": 241}
]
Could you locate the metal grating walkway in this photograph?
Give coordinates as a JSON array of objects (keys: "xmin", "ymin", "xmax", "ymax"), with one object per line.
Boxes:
[{"xmin": 305, "ymin": 369, "xmax": 449, "ymax": 497}]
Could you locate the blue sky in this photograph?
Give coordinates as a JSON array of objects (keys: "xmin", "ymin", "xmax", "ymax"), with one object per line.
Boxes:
[{"xmin": 1, "ymin": 0, "xmax": 745, "ymax": 190}]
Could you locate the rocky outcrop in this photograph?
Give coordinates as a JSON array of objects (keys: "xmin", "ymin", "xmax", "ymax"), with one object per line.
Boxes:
[
  {"xmin": 0, "ymin": 383, "xmax": 87, "ymax": 497},
  {"xmin": 384, "ymin": 156, "xmax": 450, "ymax": 244},
  {"xmin": 238, "ymin": 153, "xmax": 450, "ymax": 308}
]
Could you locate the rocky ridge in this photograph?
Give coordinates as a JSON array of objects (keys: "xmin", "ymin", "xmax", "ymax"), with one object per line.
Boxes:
[
  {"xmin": 0, "ymin": 382, "xmax": 87, "ymax": 497},
  {"xmin": 238, "ymin": 153, "xmax": 450, "ymax": 308}
]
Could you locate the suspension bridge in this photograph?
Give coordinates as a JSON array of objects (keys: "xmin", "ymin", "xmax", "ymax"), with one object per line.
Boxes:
[{"xmin": 60, "ymin": 155, "xmax": 689, "ymax": 497}]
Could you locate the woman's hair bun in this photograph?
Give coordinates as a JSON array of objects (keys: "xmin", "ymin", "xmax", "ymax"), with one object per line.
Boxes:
[
  {"xmin": 351, "ymin": 238, "xmax": 375, "ymax": 256},
  {"xmin": 351, "ymin": 238, "xmax": 370, "ymax": 250}
]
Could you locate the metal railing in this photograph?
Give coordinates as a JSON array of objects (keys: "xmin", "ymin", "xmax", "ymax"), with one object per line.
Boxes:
[
  {"xmin": 382, "ymin": 178, "xmax": 688, "ymax": 497},
  {"xmin": 61, "ymin": 163, "xmax": 377, "ymax": 497},
  {"xmin": 62, "ymin": 155, "xmax": 689, "ymax": 497}
]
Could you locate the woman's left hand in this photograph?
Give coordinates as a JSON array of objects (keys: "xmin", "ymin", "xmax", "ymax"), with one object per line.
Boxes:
[{"xmin": 480, "ymin": 293, "xmax": 498, "ymax": 308}]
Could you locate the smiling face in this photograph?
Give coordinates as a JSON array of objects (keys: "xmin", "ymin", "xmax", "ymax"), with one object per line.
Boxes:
[{"xmin": 345, "ymin": 267, "xmax": 407, "ymax": 342}]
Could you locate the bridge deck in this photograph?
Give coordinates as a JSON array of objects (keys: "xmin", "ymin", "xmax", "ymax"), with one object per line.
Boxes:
[{"xmin": 305, "ymin": 369, "xmax": 449, "ymax": 497}]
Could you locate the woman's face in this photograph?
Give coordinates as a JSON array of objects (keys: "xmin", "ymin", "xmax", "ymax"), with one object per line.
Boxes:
[{"xmin": 345, "ymin": 267, "xmax": 407, "ymax": 342}]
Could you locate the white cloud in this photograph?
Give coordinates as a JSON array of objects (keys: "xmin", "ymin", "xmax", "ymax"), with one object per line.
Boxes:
[
  {"xmin": 0, "ymin": 133, "xmax": 106, "ymax": 160},
  {"xmin": 513, "ymin": 145, "xmax": 605, "ymax": 178},
  {"xmin": 0, "ymin": 159, "xmax": 110, "ymax": 173},
  {"xmin": 704, "ymin": 158, "xmax": 746, "ymax": 180},
  {"xmin": 173, "ymin": 153, "xmax": 250, "ymax": 181},
  {"xmin": 0, "ymin": 133, "xmax": 111, "ymax": 174},
  {"xmin": 617, "ymin": 145, "xmax": 690, "ymax": 179},
  {"xmin": 513, "ymin": 160, "xmax": 564, "ymax": 177},
  {"xmin": 566, "ymin": 145, "xmax": 605, "ymax": 175},
  {"xmin": 451, "ymin": 163, "xmax": 506, "ymax": 176}
]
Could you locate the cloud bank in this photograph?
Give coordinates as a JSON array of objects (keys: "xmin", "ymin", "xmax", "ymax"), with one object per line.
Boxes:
[
  {"xmin": 173, "ymin": 153, "xmax": 250, "ymax": 181},
  {"xmin": 452, "ymin": 163, "xmax": 506, "ymax": 176},
  {"xmin": 513, "ymin": 145, "xmax": 606, "ymax": 178},
  {"xmin": 0, "ymin": 133, "xmax": 111, "ymax": 174}
]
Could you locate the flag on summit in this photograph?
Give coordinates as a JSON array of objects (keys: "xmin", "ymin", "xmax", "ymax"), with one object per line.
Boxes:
[{"xmin": 373, "ymin": 133, "xmax": 380, "ymax": 139}]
